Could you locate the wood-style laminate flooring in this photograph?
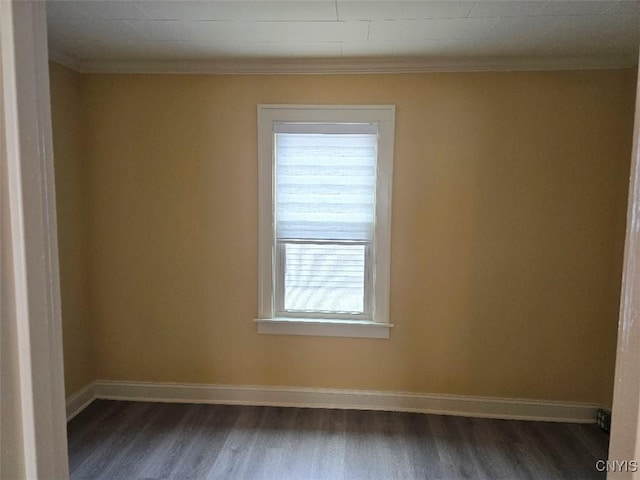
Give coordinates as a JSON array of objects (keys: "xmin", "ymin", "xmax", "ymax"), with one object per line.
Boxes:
[{"xmin": 67, "ymin": 400, "xmax": 608, "ymax": 480}]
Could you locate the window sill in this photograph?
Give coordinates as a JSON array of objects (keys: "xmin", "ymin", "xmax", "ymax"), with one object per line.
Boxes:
[{"xmin": 254, "ymin": 318, "xmax": 392, "ymax": 339}]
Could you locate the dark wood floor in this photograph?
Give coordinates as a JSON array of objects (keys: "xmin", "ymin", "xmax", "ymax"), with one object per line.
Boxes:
[{"xmin": 67, "ymin": 400, "xmax": 608, "ymax": 480}]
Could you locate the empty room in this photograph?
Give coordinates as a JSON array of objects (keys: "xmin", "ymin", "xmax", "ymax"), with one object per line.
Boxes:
[{"xmin": 3, "ymin": 0, "xmax": 640, "ymax": 479}]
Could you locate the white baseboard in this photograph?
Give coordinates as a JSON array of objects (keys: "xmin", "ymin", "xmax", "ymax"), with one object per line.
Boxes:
[
  {"xmin": 66, "ymin": 383, "xmax": 97, "ymax": 421},
  {"xmin": 66, "ymin": 380, "xmax": 600, "ymax": 424}
]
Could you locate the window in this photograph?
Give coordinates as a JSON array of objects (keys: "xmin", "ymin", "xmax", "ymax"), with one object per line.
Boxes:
[{"xmin": 256, "ymin": 105, "xmax": 395, "ymax": 338}]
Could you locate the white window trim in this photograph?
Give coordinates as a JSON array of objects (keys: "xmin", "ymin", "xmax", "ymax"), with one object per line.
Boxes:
[{"xmin": 256, "ymin": 105, "xmax": 395, "ymax": 339}]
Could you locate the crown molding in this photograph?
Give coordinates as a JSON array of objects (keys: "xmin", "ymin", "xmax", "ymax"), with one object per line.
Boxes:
[
  {"xmin": 48, "ymin": 51, "xmax": 638, "ymax": 75},
  {"xmin": 47, "ymin": 47, "xmax": 82, "ymax": 71}
]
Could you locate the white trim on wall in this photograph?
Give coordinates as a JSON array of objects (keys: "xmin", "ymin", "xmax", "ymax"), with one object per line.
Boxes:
[
  {"xmin": 1, "ymin": 1, "xmax": 69, "ymax": 478},
  {"xmin": 608, "ymin": 51, "xmax": 640, "ymax": 480},
  {"xmin": 48, "ymin": 53, "xmax": 637, "ymax": 75},
  {"xmin": 65, "ymin": 383, "xmax": 96, "ymax": 422},
  {"xmin": 255, "ymin": 318, "xmax": 393, "ymax": 339},
  {"xmin": 67, "ymin": 380, "xmax": 600, "ymax": 425}
]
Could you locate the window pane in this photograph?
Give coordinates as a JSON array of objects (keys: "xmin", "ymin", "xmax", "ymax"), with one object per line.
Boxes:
[{"xmin": 284, "ymin": 243, "xmax": 365, "ymax": 314}]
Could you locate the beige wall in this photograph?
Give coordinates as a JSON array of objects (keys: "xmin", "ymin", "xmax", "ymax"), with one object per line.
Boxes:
[
  {"xmin": 51, "ymin": 66, "xmax": 636, "ymax": 406},
  {"xmin": 50, "ymin": 62, "xmax": 95, "ymax": 396}
]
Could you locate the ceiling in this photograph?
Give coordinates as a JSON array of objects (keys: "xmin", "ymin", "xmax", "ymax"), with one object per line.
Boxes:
[{"xmin": 47, "ymin": 1, "xmax": 640, "ymax": 73}]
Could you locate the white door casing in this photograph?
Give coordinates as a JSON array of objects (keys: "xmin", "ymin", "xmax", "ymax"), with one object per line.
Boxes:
[
  {"xmin": 0, "ymin": 1, "xmax": 69, "ymax": 478},
  {"xmin": 608, "ymin": 53, "xmax": 640, "ymax": 480}
]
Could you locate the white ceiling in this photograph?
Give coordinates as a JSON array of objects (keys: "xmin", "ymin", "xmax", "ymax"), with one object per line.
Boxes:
[{"xmin": 47, "ymin": 1, "xmax": 640, "ymax": 72}]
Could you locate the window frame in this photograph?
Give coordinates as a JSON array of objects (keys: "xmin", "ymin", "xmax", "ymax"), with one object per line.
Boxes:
[{"xmin": 255, "ymin": 105, "xmax": 395, "ymax": 339}]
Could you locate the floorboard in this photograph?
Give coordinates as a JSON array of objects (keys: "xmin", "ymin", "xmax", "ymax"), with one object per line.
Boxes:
[{"xmin": 67, "ymin": 400, "xmax": 608, "ymax": 480}]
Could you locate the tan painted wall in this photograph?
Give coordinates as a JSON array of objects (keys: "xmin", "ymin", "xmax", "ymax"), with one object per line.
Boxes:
[
  {"xmin": 53, "ymin": 68, "xmax": 635, "ymax": 406},
  {"xmin": 50, "ymin": 62, "xmax": 95, "ymax": 396}
]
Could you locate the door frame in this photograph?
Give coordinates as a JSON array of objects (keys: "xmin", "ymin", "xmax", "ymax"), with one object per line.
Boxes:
[
  {"xmin": 608, "ymin": 53, "xmax": 640, "ymax": 480},
  {"xmin": 0, "ymin": 1, "xmax": 69, "ymax": 478}
]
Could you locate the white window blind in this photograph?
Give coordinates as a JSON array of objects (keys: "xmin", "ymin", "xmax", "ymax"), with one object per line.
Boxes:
[{"xmin": 274, "ymin": 123, "xmax": 377, "ymax": 242}]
